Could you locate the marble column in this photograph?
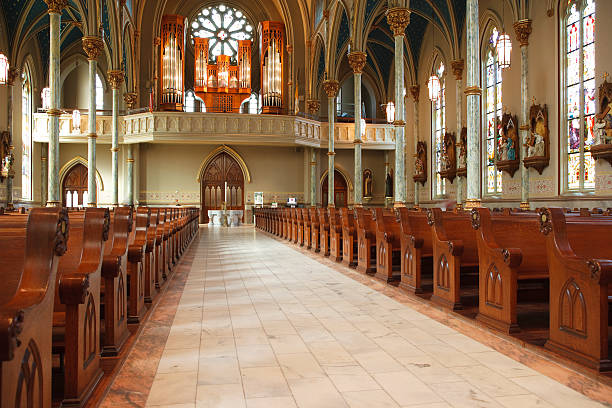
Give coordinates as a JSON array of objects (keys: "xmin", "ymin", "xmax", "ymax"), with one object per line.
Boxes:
[
  {"xmin": 348, "ymin": 52, "xmax": 367, "ymax": 207},
  {"xmin": 465, "ymin": 0, "xmax": 481, "ymax": 209},
  {"xmin": 384, "ymin": 151, "xmax": 391, "ymax": 207},
  {"xmin": 41, "ymin": 143, "xmax": 48, "ymax": 206},
  {"xmin": 514, "ymin": 20, "xmax": 532, "ymax": 210},
  {"xmin": 108, "ymin": 70, "xmax": 124, "ymax": 207},
  {"xmin": 451, "ymin": 60, "xmax": 464, "ymax": 208},
  {"xmin": 409, "ymin": 85, "xmax": 420, "ymax": 207},
  {"xmin": 310, "ymin": 148, "xmax": 317, "ymax": 207},
  {"xmin": 323, "ymin": 79, "xmax": 339, "ymax": 207},
  {"xmin": 5, "ymin": 68, "xmax": 19, "ymax": 210},
  {"xmin": 126, "ymin": 144, "xmax": 134, "ymax": 206},
  {"xmin": 386, "ymin": 7, "xmax": 410, "ymax": 207},
  {"xmin": 44, "ymin": 0, "xmax": 67, "ymax": 206},
  {"xmin": 82, "ymin": 36, "xmax": 104, "ymax": 207},
  {"xmin": 153, "ymin": 37, "xmax": 161, "ymax": 110}
]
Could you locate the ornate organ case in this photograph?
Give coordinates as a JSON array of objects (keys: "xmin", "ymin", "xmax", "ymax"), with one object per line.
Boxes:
[
  {"xmin": 160, "ymin": 15, "xmax": 186, "ymax": 111},
  {"xmin": 259, "ymin": 21, "xmax": 284, "ymax": 114}
]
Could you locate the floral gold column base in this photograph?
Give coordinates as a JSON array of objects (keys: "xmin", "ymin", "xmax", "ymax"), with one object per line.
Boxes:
[
  {"xmin": 394, "ymin": 201, "xmax": 406, "ymax": 209},
  {"xmin": 520, "ymin": 201, "xmax": 530, "ymax": 211},
  {"xmin": 464, "ymin": 199, "xmax": 481, "ymax": 209}
]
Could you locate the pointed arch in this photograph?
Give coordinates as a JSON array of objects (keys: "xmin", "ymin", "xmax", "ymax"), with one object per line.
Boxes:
[
  {"xmin": 196, "ymin": 145, "xmax": 251, "ymax": 183},
  {"xmin": 319, "ymin": 165, "xmax": 354, "ymax": 193},
  {"xmin": 59, "ymin": 156, "xmax": 105, "ymax": 191}
]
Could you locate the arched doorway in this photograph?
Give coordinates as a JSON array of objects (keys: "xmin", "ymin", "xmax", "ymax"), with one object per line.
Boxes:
[
  {"xmin": 62, "ymin": 163, "xmax": 88, "ymax": 207},
  {"xmin": 200, "ymin": 152, "xmax": 244, "ymax": 223},
  {"xmin": 321, "ymin": 170, "xmax": 348, "ymax": 208}
]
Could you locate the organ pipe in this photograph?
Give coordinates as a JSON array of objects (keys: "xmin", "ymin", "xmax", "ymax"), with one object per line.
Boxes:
[
  {"xmin": 259, "ymin": 21, "xmax": 285, "ymax": 114},
  {"xmin": 160, "ymin": 15, "xmax": 186, "ymax": 111}
]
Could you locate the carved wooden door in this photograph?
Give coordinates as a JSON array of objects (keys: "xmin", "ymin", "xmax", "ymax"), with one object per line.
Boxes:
[
  {"xmin": 321, "ymin": 170, "xmax": 347, "ymax": 208},
  {"xmin": 200, "ymin": 152, "xmax": 244, "ymax": 223},
  {"xmin": 62, "ymin": 163, "xmax": 88, "ymax": 207}
]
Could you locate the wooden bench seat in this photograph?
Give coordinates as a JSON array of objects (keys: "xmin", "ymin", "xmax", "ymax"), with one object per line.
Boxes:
[
  {"xmin": 309, "ymin": 208, "xmax": 320, "ymax": 253},
  {"xmin": 329, "ymin": 208, "xmax": 343, "ymax": 262},
  {"xmin": 303, "ymin": 209, "xmax": 312, "ymax": 249},
  {"xmin": 539, "ymin": 207, "xmax": 612, "ymax": 372},
  {"xmin": 144, "ymin": 208, "xmax": 159, "ymax": 303},
  {"xmin": 354, "ymin": 208, "xmax": 377, "ymax": 275},
  {"xmin": 373, "ymin": 208, "xmax": 401, "ymax": 284},
  {"xmin": 341, "ymin": 208, "xmax": 357, "ymax": 268},
  {"xmin": 318, "ymin": 208, "xmax": 330, "ymax": 257},
  {"xmin": 429, "ymin": 208, "xmax": 479, "ymax": 310},
  {"xmin": 296, "ymin": 208, "xmax": 304, "ymax": 246},
  {"xmin": 127, "ymin": 208, "xmax": 150, "ymax": 324},
  {"xmin": 0, "ymin": 208, "xmax": 68, "ymax": 408},
  {"xmin": 395, "ymin": 208, "xmax": 434, "ymax": 294},
  {"xmin": 52, "ymin": 208, "xmax": 109, "ymax": 406}
]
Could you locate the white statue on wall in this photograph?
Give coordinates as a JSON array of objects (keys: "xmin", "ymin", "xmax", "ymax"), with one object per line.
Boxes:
[{"xmin": 498, "ymin": 138, "xmax": 508, "ymax": 161}]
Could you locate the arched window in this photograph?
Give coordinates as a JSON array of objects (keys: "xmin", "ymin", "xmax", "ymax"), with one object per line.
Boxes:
[
  {"xmin": 21, "ymin": 66, "xmax": 33, "ymax": 200},
  {"xmin": 432, "ymin": 60, "xmax": 446, "ymax": 198},
  {"xmin": 563, "ymin": 0, "xmax": 596, "ymax": 191},
  {"xmin": 96, "ymin": 74, "xmax": 104, "ymax": 110},
  {"xmin": 483, "ymin": 27, "xmax": 503, "ymax": 195},
  {"xmin": 191, "ymin": 4, "xmax": 253, "ymax": 59}
]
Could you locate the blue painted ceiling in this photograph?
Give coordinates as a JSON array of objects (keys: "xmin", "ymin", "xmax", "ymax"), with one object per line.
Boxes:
[{"xmin": 336, "ymin": 8, "xmax": 350, "ymax": 57}]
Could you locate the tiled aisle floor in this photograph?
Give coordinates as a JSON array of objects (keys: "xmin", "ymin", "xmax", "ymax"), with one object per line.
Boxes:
[{"xmin": 143, "ymin": 226, "xmax": 604, "ymax": 408}]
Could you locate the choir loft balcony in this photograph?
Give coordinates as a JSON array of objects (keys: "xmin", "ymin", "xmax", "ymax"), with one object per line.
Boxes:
[{"xmin": 32, "ymin": 111, "xmax": 397, "ymax": 149}]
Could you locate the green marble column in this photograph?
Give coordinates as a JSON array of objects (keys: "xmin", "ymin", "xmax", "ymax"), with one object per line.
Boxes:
[
  {"xmin": 465, "ymin": 0, "xmax": 481, "ymax": 209},
  {"xmin": 451, "ymin": 60, "xmax": 465, "ymax": 208},
  {"xmin": 127, "ymin": 144, "xmax": 134, "ymax": 206},
  {"xmin": 108, "ymin": 70, "xmax": 124, "ymax": 207},
  {"xmin": 322, "ymin": 80, "xmax": 339, "ymax": 207},
  {"xmin": 348, "ymin": 52, "xmax": 367, "ymax": 207},
  {"xmin": 310, "ymin": 148, "xmax": 317, "ymax": 207},
  {"xmin": 514, "ymin": 20, "xmax": 532, "ymax": 210}
]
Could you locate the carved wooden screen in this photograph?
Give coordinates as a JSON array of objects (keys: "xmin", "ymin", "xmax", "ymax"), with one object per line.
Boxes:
[
  {"xmin": 62, "ymin": 163, "xmax": 88, "ymax": 207},
  {"xmin": 200, "ymin": 152, "xmax": 244, "ymax": 222},
  {"xmin": 321, "ymin": 170, "xmax": 347, "ymax": 208}
]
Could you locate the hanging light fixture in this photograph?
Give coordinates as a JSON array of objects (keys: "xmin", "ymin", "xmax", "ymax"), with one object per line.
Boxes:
[
  {"xmin": 41, "ymin": 87, "xmax": 51, "ymax": 110},
  {"xmin": 72, "ymin": 109, "xmax": 81, "ymax": 132},
  {"xmin": 496, "ymin": 1, "xmax": 512, "ymax": 69},
  {"xmin": 428, "ymin": 75, "xmax": 440, "ymax": 102},
  {"xmin": 386, "ymin": 102, "xmax": 395, "ymax": 123},
  {"xmin": 0, "ymin": 54, "xmax": 8, "ymax": 85}
]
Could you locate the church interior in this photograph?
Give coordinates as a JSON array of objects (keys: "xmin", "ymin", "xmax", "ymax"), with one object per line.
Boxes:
[{"xmin": 1, "ymin": 0, "xmax": 612, "ymax": 407}]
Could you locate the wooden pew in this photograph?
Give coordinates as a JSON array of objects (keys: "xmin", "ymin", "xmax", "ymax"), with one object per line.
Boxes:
[
  {"xmin": 395, "ymin": 207, "xmax": 434, "ymax": 294},
  {"xmin": 341, "ymin": 208, "xmax": 357, "ymax": 268},
  {"xmin": 329, "ymin": 207, "xmax": 343, "ymax": 262},
  {"xmin": 162, "ymin": 208, "xmax": 173, "ymax": 278},
  {"xmin": 354, "ymin": 208, "xmax": 377, "ymax": 274},
  {"xmin": 291, "ymin": 208, "xmax": 298, "ymax": 243},
  {"xmin": 303, "ymin": 209, "xmax": 312, "ymax": 249},
  {"xmin": 100, "ymin": 206, "xmax": 131, "ymax": 357},
  {"xmin": 296, "ymin": 208, "xmax": 304, "ymax": 246},
  {"xmin": 539, "ymin": 207, "xmax": 612, "ymax": 372},
  {"xmin": 52, "ymin": 208, "xmax": 109, "ymax": 406},
  {"xmin": 373, "ymin": 208, "xmax": 401, "ymax": 284},
  {"xmin": 0, "ymin": 208, "xmax": 68, "ymax": 408},
  {"xmin": 144, "ymin": 208, "xmax": 159, "ymax": 303},
  {"xmin": 318, "ymin": 208, "xmax": 330, "ymax": 257},
  {"xmin": 155, "ymin": 208, "xmax": 168, "ymax": 286},
  {"xmin": 429, "ymin": 208, "xmax": 479, "ymax": 310},
  {"xmin": 127, "ymin": 207, "xmax": 150, "ymax": 324},
  {"xmin": 309, "ymin": 208, "xmax": 320, "ymax": 253},
  {"xmin": 471, "ymin": 208, "xmax": 549, "ymax": 333}
]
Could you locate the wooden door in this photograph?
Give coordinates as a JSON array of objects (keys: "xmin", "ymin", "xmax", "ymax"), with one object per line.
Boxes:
[
  {"xmin": 200, "ymin": 152, "xmax": 244, "ymax": 223},
  {"xmin": 321, "ymin": 170, "xmax": 348, "ymax": 208},
  {"xmin": 62, "ymin": 163, "xmax": 88, "ymax": 207}
]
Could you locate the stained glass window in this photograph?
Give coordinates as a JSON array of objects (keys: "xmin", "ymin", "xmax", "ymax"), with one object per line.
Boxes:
[
  {"xmin": 21, "ymin": 66, "xmax": 32, "ymax": 200},
  {"xmin": 483, "ymin": 28, "xmax": 503, "ymax": 195},
  {"xmin": 191, "ymin": 4, "xmax": 253, "ymax": 59},
  {"xmin": 564, "ymin": 0, "xmax": 595, "ymax": 191},
  {"xmin": 432, "ymin": 61, "xmax": 446, "ymax": 197}
]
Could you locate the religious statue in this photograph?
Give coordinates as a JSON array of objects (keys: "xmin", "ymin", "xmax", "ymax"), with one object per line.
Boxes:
[
  {"xmin": 457, "ymin": 127, "xmax": 467, "ymax": 170},
  {"xmin": 506, "ymin": 128, "xmax": 517, "ymax": 161},
  {"xmin": 363, "ymin": 169, "xmax": 373, "ymax": 198},
  {"xmin": 413, "ymin": 141, "xmax": 427, "ymax": 186},
  {"xmin": 498, "ymin": 137, "xmax": 508, "ymax": 161},
  {"xmin": 595, "ymin": 85, "xmax": 612, "ymax": 145},
  {"xmin": 496, "ymin": 112, "xmax": 520, "ymax": 176},
  {"xmin": 527, "ymin": 110, "xmax": 547, "ymax": 157},
  {"xmin": 0, "ymin": 131, "xmax": 12, "ymax": 182},
  {"xmin": 385, "ymin": 170, "xmax": 393, "ymax": 198},
  {"xmin": 523, "ymin": 102, "xmax": 550, "ymax": 174},
  {"xmin": 441, "ymin": 133, "xmax": 456, "ymax": 171}
]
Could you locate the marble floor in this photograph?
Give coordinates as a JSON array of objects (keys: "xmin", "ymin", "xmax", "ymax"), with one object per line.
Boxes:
[{"xmin": 101, "ymin": 226, "xmax": 608, "ymax": 408}]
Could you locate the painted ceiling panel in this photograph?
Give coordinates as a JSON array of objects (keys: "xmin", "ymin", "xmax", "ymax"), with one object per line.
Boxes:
[
  {"xmin": 3, "ymin": 0, "xmax": 29, "ymax": 45},
  {"xmin": 368, "ymin": 41, "xmax": 393, "ymax": 80},
  {"xmin": 453, "ymin": 0, "xmax": 466, "ymax": 41},
  {"xmin": 317, "ymin": 44, "xmax": 326, "ymax": 81},
  {"xmin": 102, "ymin": 0, "xmax": 112, "ymax": 58},
  {"xmin": 405, "ymin": 12, "xmax": 427, "ymax": 70},
  {"xmin": 37, "ymin": 28, "xmax": 50, "ymax": 80},
  {"xmin": 61, "ymin": 26, "xmax": 83, "ymax": 53},
  {"xmin": 23, "ymin": 1, "xmax": 48, "ymax": 37},
  {"xmin": 336, "ymin": 9, "xmax": 350, "ymax": 57},
  {"xmin": 365, "ymin": 0, "xmax": 380, "ymax": 27}
]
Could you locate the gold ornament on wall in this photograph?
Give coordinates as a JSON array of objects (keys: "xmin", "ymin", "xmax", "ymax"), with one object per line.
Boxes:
[
  {"xmin": 513, "ymin": 19, "xmax": 532, "ymax": 47},
  {"xmin": 108, "ymin": 70, "xmax": 125, "ymax": 90},
  {"xmin": 123, "ymin": 92, "xmax": 137, "ymax": 110},
  {"xmin": 348, "ymin": 52, "xmax": 367, "ymax": 74},
  {"xmin": 82, "ymin": 36, "xmax": 104, "ymax": 61},
  {"xmin": 386, "ymin": 7, "xmax": 410, "ymax": 37},
  {"xmin": 322, "ymin": 80, "xmax": 339, "ymax": 98},
  {"xmin": 44, "ymin": 0, "xmax": 68, "ymax": 14},
  {"xmin": 523, "ymin": 100, "xmax": 550, "ymax": 174}
]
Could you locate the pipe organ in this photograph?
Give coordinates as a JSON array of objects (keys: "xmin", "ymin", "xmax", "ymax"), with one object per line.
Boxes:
[
  {"xmin": 259, "ymin": 21, "xmax": 285, "ymax": 114},
  {"xmin": 160, "ymin": 15, "xmax": 186, "ymax": 111}
]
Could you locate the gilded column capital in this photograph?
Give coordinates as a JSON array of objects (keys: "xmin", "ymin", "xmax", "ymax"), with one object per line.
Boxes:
[
  {"xmin": 44, "ymin": 0, "xmax": 68, "ymax": 14},
  {"xmin": 108, "ymin": 70, "xmax": 125, "ymax": 89},
  {"xmin": 82, "ymin": 36, "xmax": 104, "ymax": 60},
  {"xmin": 409, "ymin": 85, "xmax": 420, "ymax": 102},
  {"xmin": 124, "ymin": 92, "xmax": 137, "ymax": 109},
  {"xmin": 307, "ymin": 100, "xmax": 320, "ymax": 115},
  {"xmin": 513, "ymin": 19, "xmax": 532, "ymax": 47},
  {"xmin": 348, "ymin": 52, "xmax": 367, "ymax": 74},
  {"xmin": 322, "ymin": 80, "xmax": 340, "ymax": 98},
  {"xmin": 464, "ymin": 86, "xmax": 482, "ymax": 96},
  {"xmin": 286, "ymin": 44, "xmax": 293, "ymax": 54},
  {"xmin": 451, "ymin": 59, "xmax": 464, "ymax": 81},
  {"xmin": 386, "ymin": 8, "xmax": 410, "ymax": 37},
  {"xmin": 154, "ymin": 37, "xmax": 162, "ymax": 46},
  {"xmin": 6, "ymin": 68, "xmax": 20, "ymax": 86}
]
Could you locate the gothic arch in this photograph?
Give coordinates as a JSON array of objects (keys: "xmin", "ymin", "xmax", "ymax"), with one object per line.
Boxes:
[
  {"xmin": 59, "ymin": 156, "xmax": 105, "ymax": 191},
  {"xmin": 196, "ymin": 145, "xmax": 251, "ymax": 183}
]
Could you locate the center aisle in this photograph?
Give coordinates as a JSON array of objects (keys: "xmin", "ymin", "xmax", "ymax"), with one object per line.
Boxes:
[{"xmin": 101, "ymin": 225, "xmax": 604, "ymax": 408}]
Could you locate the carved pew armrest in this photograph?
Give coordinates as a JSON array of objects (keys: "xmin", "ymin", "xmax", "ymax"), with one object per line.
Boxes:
[
  {"xmin": 0, "ymin": 309, "xmax": 25, "ymax": 361},
  {"xmin": 410, "ymin": 236, "xmax": 424, "ymax": 249},
  {"xmin": 588, "ymin": 259, "xmax": 612, "ymax": 285},
  {"xmin": 383, "ymin": 232, "xmax": 394, "ymax": 243},
  {"xmin": 447, "ymin": 240, "xmax": 464, "ymax": 257},
  {"xmin": 128, "ymin": 246, "xmax": 144, "ymax": 263},
  {"xmin": 58, "ymin": 273, "xmax": 90, "ymax": 305},
  {"xmin": 101, "ymin": 256, "xmax": 122, "ymax": 278},
  {"xmin": 502, "ymin": 248, "xmax": 523, "ymax": 268}
]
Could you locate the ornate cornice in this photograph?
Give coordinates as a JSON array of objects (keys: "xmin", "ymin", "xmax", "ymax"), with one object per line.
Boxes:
[
  {"xmin": 451, "ymin": 59, "xmax": 464, "ymax": 81},
  {"xmin": 44, "ymin": 0, "xmax": 68, "ymax": 14},
  {"xmin": 386, "ymin": 8, "xmax": 410, "ymax": 37},
  {"xmin": 82, "ymin": 36, "xmax": 104, "ymax": 61},
  {"xmin": 306, "ymin": 100, "xmax": 320, "ymax": 114},
  {"xmin": 409, "ymin": 85, "xmax": 420, "ymax": 102},
  {"xmin": 322, "ymin": 80, "xmax": 340, "ymax": 98},
  {"xmin": 108, "ymin": 70, "xmax": 125, "ymax": 90},
  {"xmin": 348, "ymin": 52, "xmax": 367, "ymax": 74},
  {"xmin": 123, "ymin": 92, "xmax": 137, "ymax": 109},
  {"xmin": 513, "ymin": 19, "xmax": 532, "ymax": 47}
]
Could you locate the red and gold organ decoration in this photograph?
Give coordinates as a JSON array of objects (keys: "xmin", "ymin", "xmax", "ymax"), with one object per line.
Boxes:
[
  {"xmin": 160, "ymin": 15, "xmax": 186, "ymax": 111},
  {"xmin": 259, "ymin": 21, "xmax": 285, "ymax": 114}
]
